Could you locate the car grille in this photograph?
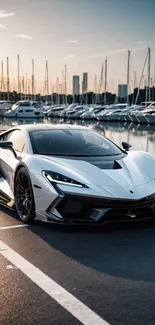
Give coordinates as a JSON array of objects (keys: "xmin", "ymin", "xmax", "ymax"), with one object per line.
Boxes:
[{"xmin": 56, "ymin": 193, "xmax": 155, "ymax": 223}]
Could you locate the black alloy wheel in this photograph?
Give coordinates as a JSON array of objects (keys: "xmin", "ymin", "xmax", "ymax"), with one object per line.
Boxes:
[{"xmin": 15, "ymin": 167, "xmax": 35, "ymax": 223}]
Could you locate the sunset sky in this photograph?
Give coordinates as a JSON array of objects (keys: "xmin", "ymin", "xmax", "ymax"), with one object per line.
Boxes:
[{"xmin": 0, "ymin": 0, "xmax": 155, "ymax": 94}]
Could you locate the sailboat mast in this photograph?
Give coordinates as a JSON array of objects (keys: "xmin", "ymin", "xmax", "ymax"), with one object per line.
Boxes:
[
  {"xmin": 145, "ymin": 80, "xmax": 147, "ymax": 102},
  {"xmin": 51, "ymin": 85, "xmax": 54, "ymax": 106},
  {"xmin": 148, "ymin": 47, "xmax": 151, "ymax": 102},
  {"xmin": 150, "ymin": 77, "xmax": 153, "ymax": 101},
  {"xmin": 132, "ymin": 71, "xmax": 136, "ymax": 104},
  {"xmin": 127, "ymin": 50, "xmax": 131, "ymax": 104},
  {"xmin": 100, "ymin": 63, "xmax": 104, "ymax": 103},
  {"xmin": 93, "ymin": 74, "xmax": 95, "ymax": 104},
  {"xmin": 22, "ymin": 76, "xmax": 25, "ymax": 100},
  {"xmin": 17, "ymin": 54, "xmax": 20, "ymax": 97},
  {"xmin": 135, "ymin": 51, "xmax": 148, "ymax": 104},
  {"xmin": 104, "ymin": 58, "xmax": 107, "ymax": 104},
  {"xmin": 32, "ymin": 59, "xmax": 34, "ymax": 101},
  {"xmin": 64, "ymin": 65, "xmax": 67, "ymax": 104},
  {"xmin": 6, "ymin": 57, "xmax": 9, "ymax": 101},
  {"xmin": 98, "ymin": 63, "xmax": 103, "ymax": 103},
  {"xmin": 59, "ymin": 83, "xmax": 62, "ymax": 104},
  {"xmin": 62, "ymin": 70, "xmax": 64, "ymax": 104},
  {"xmin": 25, "ymin": 74, "xmax": 27, "ymax": 99},
  {"xmin": 47, "ymin": 60, "xmax": 49, "ymax": 95},
  {"xmin": 56, "ymin": 77, "xmax": 59, "ymax": 105},
  {"xmin": 93, "ymin": 74, "xmax": 96, "ymax": 104},
  {"xmin": 1, "ymin": 61, "xmax": 4, "ymax": 100},
  {"xmin": 46, "ymin": 60, "xmax": 49, "ymax": 102},
  {"xmin": 28, "ymin": 79, "xmax": 30, "ymax": 97},
  {"xmin": 134, "ymin": 71, "xmax": 136, "ymax": 88}
]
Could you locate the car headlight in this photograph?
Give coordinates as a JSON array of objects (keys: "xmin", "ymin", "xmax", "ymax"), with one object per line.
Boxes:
[{"xmin": 42, "ymin": 170, "xmax": 88, "ymax": 188}]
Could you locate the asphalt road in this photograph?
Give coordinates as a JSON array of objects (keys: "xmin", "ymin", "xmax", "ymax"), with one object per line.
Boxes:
[{"xmin": 0, "ymin": 205, "xmax": 155, "ymax": 325}]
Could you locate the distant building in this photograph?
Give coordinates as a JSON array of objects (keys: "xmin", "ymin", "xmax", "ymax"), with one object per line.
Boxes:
[
  {"xmin": 82, "ymin": 72, "xmax": 88, "ymax": 93},
  {"xmin": 118, "ymin": 84, "xmax": 128, "ymax": 100},
  {"xmin": 73, "ymin": 75, "xmax": 80, "ymax": 96}
]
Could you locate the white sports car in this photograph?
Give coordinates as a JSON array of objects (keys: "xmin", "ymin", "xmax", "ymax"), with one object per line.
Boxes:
[{"xmin": 0, "ymin": 123, "xmax": 155, "ymax": 224}]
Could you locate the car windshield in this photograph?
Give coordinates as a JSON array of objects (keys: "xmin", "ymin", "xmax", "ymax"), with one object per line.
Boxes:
[{"xmin": 29, "ymin": 129, "xmax": 122, "ymax": 157}]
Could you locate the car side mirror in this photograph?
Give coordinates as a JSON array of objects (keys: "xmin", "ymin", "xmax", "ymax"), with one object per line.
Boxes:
[
  {"xmin": 122, "ymin": 142, "xmax": 132, "ymax": 151},
  {"xmin": 0, "ymin": 141, "xmax": 17, "ymax": 158}
]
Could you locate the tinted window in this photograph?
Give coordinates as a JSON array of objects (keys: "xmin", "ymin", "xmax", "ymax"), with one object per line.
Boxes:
[
  {"xmin": 30, "ymin": 129, "xmax": 122, "ymax": 157},
  {"xmin": 5, "ymin": 130, "xmax": 27, "ymax": 153}
]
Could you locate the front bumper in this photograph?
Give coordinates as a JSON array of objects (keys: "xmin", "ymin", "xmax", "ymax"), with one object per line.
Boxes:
[{"xmin": 45, "ymin": 192, "xmax": 155, "ymax": 225}]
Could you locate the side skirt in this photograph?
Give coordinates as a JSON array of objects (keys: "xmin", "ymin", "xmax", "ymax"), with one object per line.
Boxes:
[
  {"xmin": 0, "ymin": 190, "xmax": 15, "ymax": 209},
  {"xmin": 0, "ymin": 189, "xmax": 11, "ymax": 203},
  {"xmin": 0, "ymin": 176, "xmax": 15, "ymax": 209}
]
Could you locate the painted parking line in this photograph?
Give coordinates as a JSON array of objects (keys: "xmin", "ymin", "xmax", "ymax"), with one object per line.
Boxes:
[
  {"xmin": 0, "ymin": 224, "xmax": 28, "ymax": 230},
  {"xmin": 0, "ymin": 240, "xmax": 110, "ymax": 325}
]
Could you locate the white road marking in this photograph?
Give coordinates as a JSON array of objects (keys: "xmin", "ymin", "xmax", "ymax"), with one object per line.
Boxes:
[
  {"xmin": 0, "ymin": 240, "xmax": 110, "ymax": 325},
  {"xmin": 0, "ymin": 224, "xmax": 28, "ymax": 230}
]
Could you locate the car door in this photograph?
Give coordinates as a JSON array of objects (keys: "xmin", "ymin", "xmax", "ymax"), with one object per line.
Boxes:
[{"xmin": 0, "ymin": 129, "xmax": 27, "ymax": 195}]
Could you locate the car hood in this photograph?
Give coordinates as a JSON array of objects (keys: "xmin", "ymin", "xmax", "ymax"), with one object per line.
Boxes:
[{"xmin": 37, "ymin": 151, "xmax": 155, "ymax": 189}]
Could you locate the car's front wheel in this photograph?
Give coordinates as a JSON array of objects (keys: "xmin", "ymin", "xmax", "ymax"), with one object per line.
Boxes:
[{"xmin": 14, "ymin": 167, "xmax": 35, "ymax": 223}]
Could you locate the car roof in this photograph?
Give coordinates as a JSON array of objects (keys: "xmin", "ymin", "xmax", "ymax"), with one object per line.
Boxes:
[{"xmin": 5, "ymin": 123, "xmax": 91, "ymax": 133}]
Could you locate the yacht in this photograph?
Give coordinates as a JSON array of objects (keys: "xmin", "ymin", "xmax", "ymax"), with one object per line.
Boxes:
[
  {"xmin": 5, "ymin": 101, "xmax": 44, "ymax": 118},
  {"xmin": 0, "ymin": 100, "xmax": 13, "ymax": 110},
  {"xmin": 60, "ymin": 103, "xmax": 79, "ymax": 117},
  {"xmin": 46, "ymin": 105, "xmax": 66, "ymax": 117},
  {"xmin": 42, "ymin": 102, "xmax": 52, "ymax": 111},
  {"xmin": 140, "ymin": 107, "xmax": 155, "ymax": 115},
  {"xmin": 81, "ymin": 106, "xmax": 106, "ymax": 119},
  {"xmin": 66, "ymin": 106, "xmax": 90, "ymax": 119},
  {"xmin": 96, "ymin": 104, "xmax": 128, "ymax": 120}
]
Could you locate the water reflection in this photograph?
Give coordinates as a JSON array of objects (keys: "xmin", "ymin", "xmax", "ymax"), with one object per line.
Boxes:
[{"xmin": 0, "ymin": 117, "xmax": 155, "ymax": 156}]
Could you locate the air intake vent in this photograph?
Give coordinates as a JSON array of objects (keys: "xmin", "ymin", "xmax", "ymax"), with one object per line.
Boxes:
[{"xmin": 90, "ymin": 160, "xmax": 122, "ymax": 170}]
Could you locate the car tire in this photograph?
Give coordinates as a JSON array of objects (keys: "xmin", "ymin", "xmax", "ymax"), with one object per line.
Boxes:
[{"xmin": 14, "ymin": 166, "xmax": 36, "ymax": 223}]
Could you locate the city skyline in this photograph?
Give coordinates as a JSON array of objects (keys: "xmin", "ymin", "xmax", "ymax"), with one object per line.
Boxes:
[{"xmin": 0, "ymin": 0, "xmax": 155, "ymax": 94}]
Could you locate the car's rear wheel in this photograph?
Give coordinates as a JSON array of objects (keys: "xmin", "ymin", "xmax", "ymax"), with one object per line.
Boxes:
[{"xmin": 14, "ymin": 167, "xmax": 35, "ymax": 223}]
